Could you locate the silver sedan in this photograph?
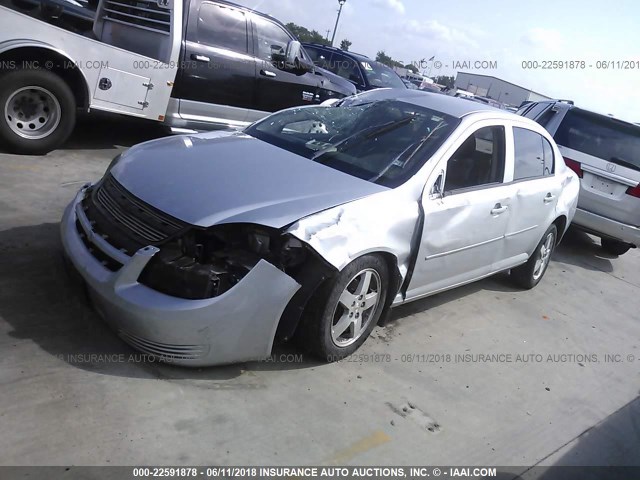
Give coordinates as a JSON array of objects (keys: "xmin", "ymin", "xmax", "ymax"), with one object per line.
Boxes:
[{"xmin": 61, "ymin": 89, "xmax": 580, "ymax": 366}]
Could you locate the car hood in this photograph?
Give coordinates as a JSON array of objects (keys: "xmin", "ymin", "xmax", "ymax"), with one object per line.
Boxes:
[{"xmin": 110, "ymin": 131, "xmax": 386, "ymax": 229}]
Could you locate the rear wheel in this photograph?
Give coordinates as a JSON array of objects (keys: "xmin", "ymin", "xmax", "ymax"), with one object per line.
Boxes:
[
  {"xmin": 0, "ymin": 69, "xmax": 76, "ymax": 154},
  {"xmin": 601, "ymin": 238, "xmax": 632, "ymax": 256},
  {"xmin": 511, "ymin": 224, "xmax": 557, "ymax": 289},
  {"xmin": 299, "ymin": 255, "xmax": 389, "ymax": 361}
]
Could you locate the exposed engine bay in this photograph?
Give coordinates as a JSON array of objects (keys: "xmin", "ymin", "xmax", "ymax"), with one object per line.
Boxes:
[{"xmin": 138, "ymin": 225, "xmax": 312, "ymax": 301}]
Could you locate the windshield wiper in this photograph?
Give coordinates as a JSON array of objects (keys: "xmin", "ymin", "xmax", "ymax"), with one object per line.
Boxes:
[
  {"xmin": 368, "ymin": 121, "xmax": 448, "ymax": 184},
  {"xmin": 312, "ymin": 115, "xmax": 417, "ymax": 160},
  {"xmin": 611, "ymin": 157, "xmax": 640, "ymax": 173}
]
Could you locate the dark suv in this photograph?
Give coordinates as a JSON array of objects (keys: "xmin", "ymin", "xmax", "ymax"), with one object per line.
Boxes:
[
  {"xmin": 302, "ymin": 44, "xmax": 406, "ymax": 92},
  {"xmin": 519, "ymin": 101, "xmax": 640, "ymax": 255}
]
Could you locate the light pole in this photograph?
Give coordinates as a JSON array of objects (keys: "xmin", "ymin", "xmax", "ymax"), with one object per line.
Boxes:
[{"xmin": 330, "ymin": 0, "xmax": 346, "ymax": 47}]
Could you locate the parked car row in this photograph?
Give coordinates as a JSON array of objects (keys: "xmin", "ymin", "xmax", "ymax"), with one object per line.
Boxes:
[
  {"xmin": 302, "ymin": 43, "xmax": 407, "ymax": 92},
  {"xmin": 0, "ymin": 0, "xmax": 358, "ymax": 154},
  {"xmin": 5, "ymin": 0, "xmax": 633, "ymax": 371},
  {"xmin": 1, "ymin": 0, "xmax": 426, "ymax": 155}
]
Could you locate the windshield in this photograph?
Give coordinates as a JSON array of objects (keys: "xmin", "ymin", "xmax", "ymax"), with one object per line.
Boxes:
[
  {"xmin": 360, "ymin": 61, "xmax": 407, "ymax": 89},
  {"xmin": 245, "ymin": 100, "xmax": 459, "ymax": 187}
]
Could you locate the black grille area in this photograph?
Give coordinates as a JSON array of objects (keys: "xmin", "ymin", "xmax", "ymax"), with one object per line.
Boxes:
[
  {"xmin": 81, "ymin": 175, "xmax": 188, "ymax": 256},
  {"xmin": 75, "ymin": 220, "xmax": 123, "ymax": 272}
]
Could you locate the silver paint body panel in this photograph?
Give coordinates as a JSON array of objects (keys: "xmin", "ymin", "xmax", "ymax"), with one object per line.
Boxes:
[{"xmin": 110, "ymin": 130, "xmax": 386, "ymax": 228}]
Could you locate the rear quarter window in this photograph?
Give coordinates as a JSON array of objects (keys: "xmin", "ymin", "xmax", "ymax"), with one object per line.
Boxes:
[{"xmin": 555, "ymin": 109, "xmax": 640, "ymax": 170}]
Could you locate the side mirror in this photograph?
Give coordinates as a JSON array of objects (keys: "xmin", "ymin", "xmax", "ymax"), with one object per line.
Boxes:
[
  {"xmin": 40, "ymin": 0, "xmax": 64, "ymax": 19},
  {"xmin": 280, "ymin": 40, "xmax": 314, "ymax": 73},
  {"xmin": 429, "ymin": 172, "xmax": 445, "ymax": 199}
]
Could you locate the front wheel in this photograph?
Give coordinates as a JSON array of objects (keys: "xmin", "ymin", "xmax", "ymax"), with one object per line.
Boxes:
[
  {"xmin": 298, "ymin": 255, "xmax": 389, "ymax": 361},
  {"xmin": 0, "ymin": 69, "xmax": 76, "ymax": 154},
  {"xmin": 511, "ymin": 224, "xmax": 557, "ymax": 289},
  {"xmin": 601, "ymin": 238, "xmax": 631, "ymax": 256}
]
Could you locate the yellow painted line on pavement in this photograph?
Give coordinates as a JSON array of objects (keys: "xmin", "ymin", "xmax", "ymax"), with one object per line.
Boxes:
[{"xmin": 325, "ymin": 430, "xmax": 391, "ymax": 465}]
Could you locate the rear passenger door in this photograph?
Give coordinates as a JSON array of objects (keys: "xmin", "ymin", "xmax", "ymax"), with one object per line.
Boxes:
[
  {"xmin": 176, "ymin": 1, "xmax": 256, "ymax": 116},
  {"xmin": 502, "ymin": 125, "xmax": 562, "ymax": 262},
  {"xmin": 251, "ymin": 16, "xmax": 321, "ymax": 112}
]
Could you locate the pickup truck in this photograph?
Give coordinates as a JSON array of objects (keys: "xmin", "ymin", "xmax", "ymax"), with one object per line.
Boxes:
[{"xmin": 0, "ymin": 0, "xmax": 356, "ymax": 154}]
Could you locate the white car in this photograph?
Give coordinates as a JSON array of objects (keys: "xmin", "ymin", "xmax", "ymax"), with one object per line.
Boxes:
[{"xmin": 61, "ymin": 89, "xmax": 580, "ymax": 366}]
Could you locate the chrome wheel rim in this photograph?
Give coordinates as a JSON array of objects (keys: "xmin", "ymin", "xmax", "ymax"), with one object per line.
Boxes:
[
  {"xmin": 4, "ymin": 86, "xmax": 61, "ymax": 139},
  {"xmin": 331, "ymin": 268, "xmax": 381, "ymax": 347},
  {"xmin": 533, "ymin": 232, "xmax": 555, "ymax": 281}
]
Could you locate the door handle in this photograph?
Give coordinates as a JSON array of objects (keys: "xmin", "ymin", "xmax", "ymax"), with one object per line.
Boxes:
[
  {"xmin": 543, "ymin": 193, "xmax": 556, "ymax": 204},
  {"xmin": 260, "ymin": 69, "xmax": 277, "ymax": 78},
  {"xmin": 191, "ymin": 54, "xmax": 210, "ymax": 63},
  {"xmin": 491, "ymin": 204, "xmax": 508, "ymax": 215}
]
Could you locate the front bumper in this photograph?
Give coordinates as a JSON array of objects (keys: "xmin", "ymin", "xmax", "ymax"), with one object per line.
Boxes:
[
  {"xmin": 60, "ymin": 186, "xmax": 301, "ymax": 367},
  {"xmin": 573, "ymin": 208, "xmax": 640, "ymax": 246}
]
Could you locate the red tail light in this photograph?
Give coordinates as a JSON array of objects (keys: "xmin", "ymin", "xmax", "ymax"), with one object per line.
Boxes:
[
  {"xmin": 627, "ymin": 184, "xmax": 640, "ymax": 198},
  {"xmin": 563, "ymin": 157, "xmax": 583, "ymax": 178}
]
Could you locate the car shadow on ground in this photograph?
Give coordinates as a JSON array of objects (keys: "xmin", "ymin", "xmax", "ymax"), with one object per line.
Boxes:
[
  {"xmin": 388, "ymin": 271, "xmax": 519, "ymax": 323},
  {"xmin": 554, "ymin": 227, "xmax": 617, "ymax": 273},
  {"xmin": 529, "ymin": 393, "xmax": 640, "ymax": 479},
  {"xmin": 0, "ymin": 222, "xmax": 625, "ymax": 381},
  {"xmin": 0, "ymin": 113, "xmax": 170, "ymax": 155},
  {"xmin": 0, "ymin": 223, "xmax": 323, "ymax": 381}
]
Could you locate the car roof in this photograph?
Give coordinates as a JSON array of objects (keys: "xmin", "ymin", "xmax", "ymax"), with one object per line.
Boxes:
[
  {"xmin": 344, "ymin": 89, "xmax": 513, "ymax": 119},
  {"xmin": 215, "ymin": 0, "xmax": 290, "ymax": 29},
  {"xmin": 302, "ymin": 43, "xmax": 376, "ymax": 63}
]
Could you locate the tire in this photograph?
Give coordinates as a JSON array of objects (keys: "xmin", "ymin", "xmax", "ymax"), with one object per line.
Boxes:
[
  {"xmin": 601, "ymin": 238, "xmax": 631, "ymax": 256},
  {"xmin": 0, "ymin": 68, "xmax": 76, "ymax": 154},
  {"xmin": 511, "ymin": 224, "xmax": 557, "ymax": 290},
  {"xmin": 298, "ymin": 255, "xmax": 389, "ymax": 361}
]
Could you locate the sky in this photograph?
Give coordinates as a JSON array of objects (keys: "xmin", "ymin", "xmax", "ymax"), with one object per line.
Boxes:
[{"xmin": 233, "ymin": 0, "xmax": 640, "ymax": 122}]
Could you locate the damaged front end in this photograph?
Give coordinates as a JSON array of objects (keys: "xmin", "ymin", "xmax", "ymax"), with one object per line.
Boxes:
[
  {"xmin": 82, "ymin": 174, "xmax": 335, "ymax": 304},
  {"xmin": 138, "ymin": 224, "xmax": 308, "ymax": 300},
  {"xmin": 137, "ymin": 223, "xmax": 336, "ymax": 325},
  {"xmin": 135, "ymin": 223, "xmax": 338, "ymax": 344},
  {"xmin": 68, "ymin": 178, "xmax": 338, "ymax": 363}
]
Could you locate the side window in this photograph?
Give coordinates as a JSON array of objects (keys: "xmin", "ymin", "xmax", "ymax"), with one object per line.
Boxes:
[
  {"xmin": 513, "ymin": 127, "xmax": 547, "ymax": 180},
  {"xmin": 305, "ymin": 47, "xmax": 331, "ymax": 69},
  {"xmin": 197, "ymin": 3, "xmax": 248, "ymax": 53},
  {"xmin": 444, "ymin": 126, "xmax": 506, "ymax": 193},
  {"xmin": 254, "ymin": 18, "xmax": 292, "ymax": 62},
  {"xmin": 332, "ymin": 54, "xmax": 364, "ymax": 85},
  {"xmin": 542, "ymin": 137, "xmax": 555, "ymax": 175}
]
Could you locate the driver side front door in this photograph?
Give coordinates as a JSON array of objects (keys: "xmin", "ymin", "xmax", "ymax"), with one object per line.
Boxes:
[{"xmin": 406, "ymin": 123, "xmax": 513, "ymax": 300}]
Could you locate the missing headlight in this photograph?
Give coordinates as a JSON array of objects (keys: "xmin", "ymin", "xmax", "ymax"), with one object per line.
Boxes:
[
  {"xmin": 137, "ymin": 224, "xmax": 306, "ymax": 300},
  {"xmin": 138, "ymin": 247, "xmax": 228, "ymax": 300}
]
